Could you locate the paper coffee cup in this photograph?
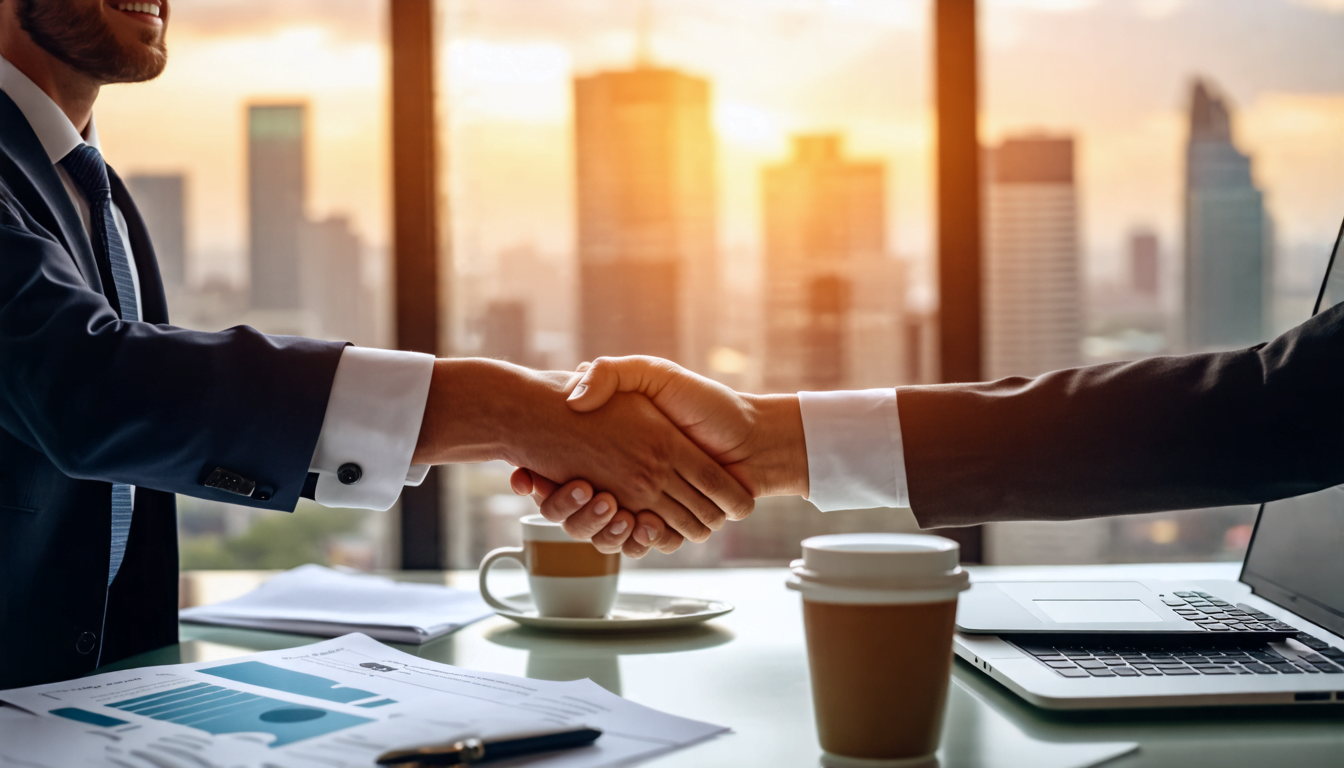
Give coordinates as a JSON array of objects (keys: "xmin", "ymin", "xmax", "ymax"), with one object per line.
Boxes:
[{"xmin": 787, "ymin": 533, "xmax": 969, "ymax": 767}]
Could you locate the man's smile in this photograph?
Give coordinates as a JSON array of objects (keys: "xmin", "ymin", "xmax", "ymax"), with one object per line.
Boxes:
[{"xmin": 110, "ymin": 2, "xmax": 163, "ymax": 23}]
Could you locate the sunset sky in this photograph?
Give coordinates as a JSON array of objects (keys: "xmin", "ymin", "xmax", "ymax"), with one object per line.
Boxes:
[{"xmin": 91, "ymin": 0, "xmax": 1344, "ymax": 294}]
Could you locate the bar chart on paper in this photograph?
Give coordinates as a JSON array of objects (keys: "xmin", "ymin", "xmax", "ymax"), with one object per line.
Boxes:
[
  {"xmin": 78, "ymin": 661, "xmax": 386, "ymax": 748},
  {"xmin": 6, "ymin": 634, "xmax": 729, "ymax": 768}
]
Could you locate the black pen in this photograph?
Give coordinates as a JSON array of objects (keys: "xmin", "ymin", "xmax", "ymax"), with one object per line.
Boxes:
[{"xmin": 376, "ymin": 725, "xmax": 603, "ymax": 766}]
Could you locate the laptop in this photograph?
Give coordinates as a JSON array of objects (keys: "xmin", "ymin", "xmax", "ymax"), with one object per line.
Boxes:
[{"xmin": 952, "ymin": 217, "xmax": 1344, "ymax": 709}]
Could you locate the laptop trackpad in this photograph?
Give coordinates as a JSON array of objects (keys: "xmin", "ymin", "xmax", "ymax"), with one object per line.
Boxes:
[
  {"xmin": 1033, "ymin": 599, "xmax": 1161, "ymax": 623},
  {"xmin": 957, "ymin": 581, "xmax": 1185, "ymax": 633}
]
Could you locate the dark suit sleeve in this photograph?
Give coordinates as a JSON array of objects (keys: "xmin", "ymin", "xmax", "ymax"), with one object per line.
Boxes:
[
  {"xmin": 899, "ymin": 302, "xmax": 1344, "ymax": 528},
  {"xmin": 0, "ymin": 198, "xmax": 345, "ymax": 512}
]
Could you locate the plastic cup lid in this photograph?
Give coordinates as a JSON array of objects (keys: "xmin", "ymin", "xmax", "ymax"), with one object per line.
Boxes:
[{"xmin": 794, "ymin": 533, "xmax": 967, "ymax": 591}]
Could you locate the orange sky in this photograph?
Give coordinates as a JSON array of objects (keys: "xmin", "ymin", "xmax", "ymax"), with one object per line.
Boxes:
[{"xmin": 91, "ymin": 0, "xmax": 1344, "ymax": 292}]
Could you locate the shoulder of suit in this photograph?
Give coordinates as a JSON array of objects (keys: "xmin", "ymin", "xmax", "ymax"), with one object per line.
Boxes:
[
  {"xmin": 0, "ymin": 166, "xmax": 51, "ymax": 238},
  {"xmin": 0, "ymin": 93, "xmax": 46, "ymax": 230}
]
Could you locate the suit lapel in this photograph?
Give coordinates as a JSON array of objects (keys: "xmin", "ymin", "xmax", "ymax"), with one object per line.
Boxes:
[
  {"xmin": 109, "ymin": 169, "xmax": 169, "ymax": 324},
  {"xmin": 0, "ymin": 91, "xmax": 102, "ymax": 294}
]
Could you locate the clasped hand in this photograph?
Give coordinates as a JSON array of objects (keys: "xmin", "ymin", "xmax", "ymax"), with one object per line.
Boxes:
[{"xmin": 509, "ymin": 356, "xmax": 809, "ymax": 558}]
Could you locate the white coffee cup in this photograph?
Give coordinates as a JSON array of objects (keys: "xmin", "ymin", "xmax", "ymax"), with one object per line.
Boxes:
[
  {"xmin": 479, "ymin": 515, "xmax": 621, "ymax": 619},
  {"xmin": 786, "ymin": 533, "xmax": 970, "ymax": 768}
]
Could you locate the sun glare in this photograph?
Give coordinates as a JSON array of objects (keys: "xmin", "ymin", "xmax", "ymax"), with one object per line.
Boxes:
[{"xmin": 714, "ymin": 101, "xmax": 789, "ymax": 153}]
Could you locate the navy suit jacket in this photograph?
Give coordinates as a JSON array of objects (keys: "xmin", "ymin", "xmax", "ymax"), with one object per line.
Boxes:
[{"xmin": 0, "ymin": 91, "xmax": 346, "ymax": 689}]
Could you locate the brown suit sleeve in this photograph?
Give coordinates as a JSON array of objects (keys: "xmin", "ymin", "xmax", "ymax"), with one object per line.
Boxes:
[{"xmin": 898, "ymin": 302, "xmax": 1344, "ymax": 528}]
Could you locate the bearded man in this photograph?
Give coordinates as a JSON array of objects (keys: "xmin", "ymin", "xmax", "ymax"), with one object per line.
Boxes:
[{"xmin": 0, "ymin": 1, "xmax": 752, "ymax": 689}]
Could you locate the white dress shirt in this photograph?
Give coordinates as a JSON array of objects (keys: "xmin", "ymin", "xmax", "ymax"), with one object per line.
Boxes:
[
  {"xmin": 798, "ymin": 388, "xmax": 911, "ymax": 511},
  {"xmin": 1, "ymin": 57, "xmax": 433, "ymax": 511}
]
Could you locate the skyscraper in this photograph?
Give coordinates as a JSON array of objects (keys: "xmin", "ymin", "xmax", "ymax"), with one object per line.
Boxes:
[
  {"xmin": 573, "ymin": 66, "xmax": 717, "ymax": 371},
  {"xmin": 1130, "ymin": 229, "xmax": 1159, "ymax": 296},
  {"xmin": 762, "ymin": 135, "xmax": 904, "ymax": 392},
  {"xmin": 248, "ymin": 104, "xmax": 306, "ymax": 311},
  {"xmin": 983, "ymin": 135, "xmax": 1101, "ymax": 565},
  {"xmin": 1183, "ymin": 79, "xmax": 1269, "ymax": 351},
  {"xmin": 984, "ymin": 135, "xmax": 1083, "ymax": 380},
  {"xmin": 300, "ymin": 215, "xmax": 364, "ymax": 344},
  {"xmin": 125, "ymin": 174, "xmax": 186, "ymax": 290}
]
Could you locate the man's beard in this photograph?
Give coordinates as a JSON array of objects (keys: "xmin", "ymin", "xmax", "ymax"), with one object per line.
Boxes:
[{"xmin": 18, "ymin": 0, "xmax": 167, "ymax": 84}]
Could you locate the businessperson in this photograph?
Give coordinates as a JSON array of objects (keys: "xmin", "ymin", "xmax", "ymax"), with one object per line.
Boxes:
[
  {"xmin": 512, "ymin": 299, "xmax": 1344, "ymax": 548},
  {"xmin": 0, "ymin": 0, "xmax": 750, "ymax": 690}
]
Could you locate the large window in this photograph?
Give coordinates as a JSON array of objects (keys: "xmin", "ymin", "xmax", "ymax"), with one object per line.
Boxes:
[
  {"xmin": 126, "ymin": 1, "xmax": 1344, "ymax": 571},
  {"xmin": 442, "ymin": 0, "xmax": 934, "ymax": 567},
  {"xmin": 978, "ymin": 0, "xmax": 1344, "ymax": 564},
  {"xmin": 97, "ymin": 1, "xmax": 396, "ymax": 570}
]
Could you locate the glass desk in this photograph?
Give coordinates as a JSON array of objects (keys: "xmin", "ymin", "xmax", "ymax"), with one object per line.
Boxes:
[{"xmin": 103, "ymin": 564, "xmax": 1344, "ymax": 767}]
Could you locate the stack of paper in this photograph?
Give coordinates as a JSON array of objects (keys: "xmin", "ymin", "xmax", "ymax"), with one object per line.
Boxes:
[
  {"xmin": 0, "ymin": 633, "xmax": 728, "ymax": 768},
  {"xmin": 179, "ymin": 564, "xmax": 492, "ymax": 644}
]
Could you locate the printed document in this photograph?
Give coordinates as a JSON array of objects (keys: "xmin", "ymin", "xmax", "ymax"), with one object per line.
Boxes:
[
  {"xmin": 0, "ymin": 633, "xmax": 726, "ymax": 768},
  {"xmin": 179, "ymin": 564, "xmax": 493, "ymax": 643}
]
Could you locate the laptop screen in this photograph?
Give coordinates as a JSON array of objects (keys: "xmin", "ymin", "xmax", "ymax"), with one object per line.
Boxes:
[
  {"xmin": 1239, "ymin": 217, "xmax": 1344, "ymax": 637},
  {"xmin": 1313, "ymin": 217, "xmax": 1344, "ymax": 315}
]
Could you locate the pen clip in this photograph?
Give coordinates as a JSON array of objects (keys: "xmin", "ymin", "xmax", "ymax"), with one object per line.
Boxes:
[
  {"xmin": 376, "ymin": 737, "xmax": 483, "ymax": 766},
  {"xmin": 457, "ymin": 738, "xmax": 487, "ymax": 764}
]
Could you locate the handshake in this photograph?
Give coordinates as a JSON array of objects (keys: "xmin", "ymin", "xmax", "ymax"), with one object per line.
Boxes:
[{"xmin": 410, "ymin": 356, "xmax": 812, "ymax": 559}]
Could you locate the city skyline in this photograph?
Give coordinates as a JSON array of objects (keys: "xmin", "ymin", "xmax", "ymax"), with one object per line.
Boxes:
[
  {"xmin": 94, "ymin": 0, "xmax": 1344, "ymax": 297},
  {"xmin": 140, "ymin": 71, "xmax": 1317, "ymax": 377},
  {"xmin": 94, "ymin": 0, "xmax": 1336, "ymax": 571}
]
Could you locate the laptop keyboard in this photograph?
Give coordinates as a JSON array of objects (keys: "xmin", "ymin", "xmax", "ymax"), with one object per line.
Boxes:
[
  {"xmin": 1160, "ymin": 591, "xmax": 1297, "ymax": 635},
  {"xmin": 1010, "ymin": 595, "xmax": 1344, "ymax": 679}
]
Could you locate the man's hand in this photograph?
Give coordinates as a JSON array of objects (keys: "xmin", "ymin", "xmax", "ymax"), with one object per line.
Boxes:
[
  {"xmin": 509, "ymin": 471, "xmax": 683, "ymax": 558},
  {"xmin": 510, "ymin": 356, "xmax": 811, "ymax": 549},
  {"xmin": 411, "ymin": 358, "xmax": 754, "ymax": 543},
  {"xmin": 566, "ymin": 356, "xmax": 810, "ymax": 499}
]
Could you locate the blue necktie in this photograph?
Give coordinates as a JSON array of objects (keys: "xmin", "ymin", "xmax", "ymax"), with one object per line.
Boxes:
[{"xmin": 60, "ymin": 144, "xmax": 137, "ymax": 588}]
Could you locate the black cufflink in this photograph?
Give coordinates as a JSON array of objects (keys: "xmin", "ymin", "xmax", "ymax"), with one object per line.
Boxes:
[{"xmin": 338, "ymin": 463, "xmax": 363, "ymax": 485}]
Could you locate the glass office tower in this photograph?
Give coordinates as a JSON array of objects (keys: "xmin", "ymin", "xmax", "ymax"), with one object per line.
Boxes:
[{"xmin": 1182, "ymin": 79, "xmax": 1270, "ymax": 351}]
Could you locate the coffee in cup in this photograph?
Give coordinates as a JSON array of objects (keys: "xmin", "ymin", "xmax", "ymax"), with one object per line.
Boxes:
[
  {"xmin": 786, "ymin": 533, "xmax": 969, "ymax": 767},
  {"xmin": 479, "ymin": 515, "xmax": 620, "ymax": 618}
]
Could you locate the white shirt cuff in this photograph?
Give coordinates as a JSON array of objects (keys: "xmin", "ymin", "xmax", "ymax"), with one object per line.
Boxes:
[
  {"xmin": 308, "ymin": 346, "xmax": 435, "ymax": 510},
  {"xmin": 798, "ymin": 388, "xmax": 909, "ymax": 511}
]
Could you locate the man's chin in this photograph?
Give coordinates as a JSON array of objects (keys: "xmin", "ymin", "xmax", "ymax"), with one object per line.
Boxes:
[
  {"xmin": 107, "ymin": 48, "xmax": 167, "ymax": 84},
  {"xmin": 100, "ymin": 29, "xmax": 167, "ymax": 83}
]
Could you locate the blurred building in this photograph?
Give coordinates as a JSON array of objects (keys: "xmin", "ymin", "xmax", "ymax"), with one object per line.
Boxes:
[
  {"xmin": 1080, "ymin": 227, "xmax": 1168, "ymax": 366},
  {"xmin": 248, "ymin": 104, "xmax": 307, "ymax": 312},
  {"xmin": 984, "ymin": 135, "xmax": 1098, "ymax": 565},
  {"xmin": 1130, "ymin": 229, "xmax": 1159, "ymax": 296},
  {"xmin": 125, "ymin": 174, "xmax": 186, "ymax": 291},
  {"xmin": 300, "ymin": 215, "xmax": 365, "ymax": 344},
  {"xmin": 984, "ymin": 135, "xmax": 1083, "ymax": 380},
  {"xmin": 492, "ymin": 244, "xmax": 574, "ymax": 369},
  {"xmin": 762, "ymin": 135, "xmax": 905, "ymax": 392},
  {"xmin": 573, "ymin": 66, "xmax": 717, "ymax": 373},
  {"xmin": 1183, "ymin": 79, "xmax": 1270, "ymax": 351},
  {"xmin": 480, "ymin": 299, "xmax": 532, "ymax": 367}
]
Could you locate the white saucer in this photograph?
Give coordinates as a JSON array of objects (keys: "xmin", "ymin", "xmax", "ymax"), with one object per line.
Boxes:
[{"xmin": 492, "ymin": 592, "xmax": 734, "ymax": 632}]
